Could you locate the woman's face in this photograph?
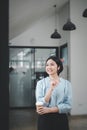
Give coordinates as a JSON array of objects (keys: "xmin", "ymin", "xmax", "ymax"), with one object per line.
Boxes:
[{"xmin": 45, "ymin": 59, "xmax": 59, "ymax": 76}]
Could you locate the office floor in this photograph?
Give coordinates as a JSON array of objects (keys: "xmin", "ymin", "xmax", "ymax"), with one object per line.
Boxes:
[{"xmin": 9, "ymin": 108, "xmax": 87, "ymax": 130}]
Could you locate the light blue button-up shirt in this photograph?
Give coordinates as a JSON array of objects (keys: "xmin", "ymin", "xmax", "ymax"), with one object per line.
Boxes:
[{"xmin": 35, "ymin": 76, "xmax": 72, "ymax": 114}]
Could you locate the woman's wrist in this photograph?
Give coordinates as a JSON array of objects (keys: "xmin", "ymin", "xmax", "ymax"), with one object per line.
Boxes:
[
  {"xmin": 49, "ymin": 87, "xmax": 54, "ymax": 91},
  {"xmin": 48, "ymin": 107, "xmax": 59, "ymax": 113}
]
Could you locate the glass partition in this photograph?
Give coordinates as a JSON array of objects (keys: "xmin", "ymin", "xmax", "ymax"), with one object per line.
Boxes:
[{"xmin": 9, "ymin": 47, "xmax": 58, "ymax": 108}]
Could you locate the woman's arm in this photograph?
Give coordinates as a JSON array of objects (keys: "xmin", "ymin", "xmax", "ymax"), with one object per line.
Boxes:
[
  {"xmin": 35, "ymin": 80, "xmax": 49, "ymax": 106},
  {"xmin": 44, "ymin": 87, "xmax": 53, "ymax": 103},
  {"xmin": 36, "ymin": 79, "xmax": 58, "ymax": 106},
  {"xmin": 57, "ymin": 81, "xmax": 72, "ymax": 113},
  {"xmin": 44, "ymin": 80, "xmax": 58, "ymax": 103}
]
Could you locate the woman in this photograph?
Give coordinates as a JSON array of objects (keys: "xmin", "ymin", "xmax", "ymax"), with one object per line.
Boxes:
[{"xmin": 35, "ymin": 56, "xmax": 72, "ymax": 130}]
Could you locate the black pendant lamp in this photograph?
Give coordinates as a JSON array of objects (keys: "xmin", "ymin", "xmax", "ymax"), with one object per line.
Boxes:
[
  {"xmin": 63, "ymin": 0, "xmax": 76, "ymax": 31},
  {"xmin": 82, "ymin": 8, "xmax": 87, "ymax": 17},
  {"xmin": 51, "ymin": 5, "xmax": 61, "ymax": 39},
  {"xmin": 63, "ymin": 18, "xmax": 76, "ymax": 30},
  {"xmin": 51, "ymin": 29, "xmax": 61, "ymax": 38}
]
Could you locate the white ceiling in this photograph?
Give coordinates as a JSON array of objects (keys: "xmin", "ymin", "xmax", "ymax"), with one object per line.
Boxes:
[{"xmin": 9, "ymin": 0, "xmax": 68, "ymax": 40}]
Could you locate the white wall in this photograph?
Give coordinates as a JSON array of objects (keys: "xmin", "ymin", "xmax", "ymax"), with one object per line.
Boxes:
[
  {"xmin": 70, "ymin": 0, "xmax": 87, "ymax": 115},
  {"xmin": 59, "ymin": 0, "xmax": 87, "ymax": 115},
  {"xmin": 10, "ymin": 13, "xmax": 60, "ymax": 47}
]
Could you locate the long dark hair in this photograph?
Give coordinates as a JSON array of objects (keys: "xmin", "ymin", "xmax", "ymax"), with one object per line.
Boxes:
[{"xmin": 46, "ymin": 55, "xmax": 63, "ymax": 75}]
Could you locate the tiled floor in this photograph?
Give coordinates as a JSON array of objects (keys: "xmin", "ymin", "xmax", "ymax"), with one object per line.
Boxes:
[{"xmin": 9, "ymin": 108, "xmax": 87, "ymax": 130}]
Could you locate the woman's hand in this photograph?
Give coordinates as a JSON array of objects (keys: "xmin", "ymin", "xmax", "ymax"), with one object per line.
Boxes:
[
  {"xmin": 36, "ymin": 106, "xmax": 59, "ymax": 115},
  {"xmin": 36, "ymin": 106, "xmax": 51, "ymax": 115},
  {"xmin": 50, "ymin": 80, "xmax": 58, "ymax": 90}
]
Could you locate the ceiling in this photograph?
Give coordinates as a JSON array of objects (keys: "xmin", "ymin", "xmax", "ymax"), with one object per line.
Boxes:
[{"xmin": 9, "ymin": 0, "xmax": 68, "ymax": 40}]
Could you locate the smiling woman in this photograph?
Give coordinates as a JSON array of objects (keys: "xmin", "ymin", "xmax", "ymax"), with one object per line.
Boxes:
[{"xmin": 35, "ymin": 55, "xmax": 72, "ymax": 130}]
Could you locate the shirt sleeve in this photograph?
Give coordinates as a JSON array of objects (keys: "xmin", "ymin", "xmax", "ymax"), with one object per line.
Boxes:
[
  {"xmin": 35, "ymin": 80, "xmax": 49, "ymax": 106},
  {"xmin": 57, "ymin": 80, "xmax": 72, "ymax": 114}
]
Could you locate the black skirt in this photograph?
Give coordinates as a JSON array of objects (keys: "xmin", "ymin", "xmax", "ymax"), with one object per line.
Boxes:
[{"xmin": 37, "ymin": 113, "xmax": 69, "ymax": 130}]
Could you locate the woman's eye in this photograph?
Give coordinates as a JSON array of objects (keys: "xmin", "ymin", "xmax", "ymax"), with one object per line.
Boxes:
[
  {"xmin": 49, "ymin": 63, "xmax": 55, "ymax": 66},
  {"xmin": 46, "ymin": 63, "xmax": 54, "ymax": 66},
  {"xmin": 50, "ymin": 63, "xmax": 54, "ymax": 66}
]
